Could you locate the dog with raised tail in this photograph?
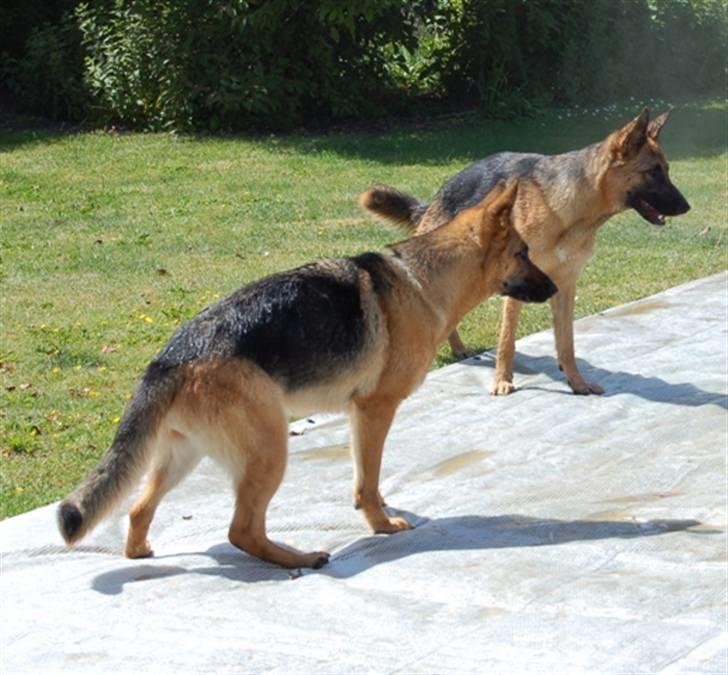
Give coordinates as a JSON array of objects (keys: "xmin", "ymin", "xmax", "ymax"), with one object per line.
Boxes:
[{"xmin": 361, "ymin": 109, "xmax": 690, "ymax": 395}]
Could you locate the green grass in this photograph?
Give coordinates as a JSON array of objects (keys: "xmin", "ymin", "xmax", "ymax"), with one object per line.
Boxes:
[{"xmin": 1, "ymin": 101, "xmax": 726, "ymax": 519}]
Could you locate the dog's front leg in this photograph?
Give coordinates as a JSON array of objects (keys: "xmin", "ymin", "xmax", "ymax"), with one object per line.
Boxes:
[
  {"xmin": 349, "ymin": 397, "xmax": 411, "ymax": 534},
  {"xmin": 491, "ymin": 297, "xmax": 523, "ymax": 395},
  {"xmin": 550, "ymin": 281, "xmax": 604, "ymax": 395}
]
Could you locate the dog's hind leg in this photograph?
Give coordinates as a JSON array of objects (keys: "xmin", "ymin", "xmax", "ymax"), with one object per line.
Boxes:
[
  {"xmin": 349, "ymin": 397, "xmax": 411, "ymax": 534},
  {"xmin": 550, "ymin": 281, "xmax": 604, "ymax": 395},
  {"xmin": 491, "ymin": 297, "xmax": 523, "ymax": 395},
  {"xmin": 226, "ymin": 393, "xmax": 329, "ymax": 570},
  {"xmin": 448, "ymin": 329, "xmax": 472, "ymax": 360},
  {"xmin": 125, "ymin": 429, "xmax": 201, "ymax": 558}
]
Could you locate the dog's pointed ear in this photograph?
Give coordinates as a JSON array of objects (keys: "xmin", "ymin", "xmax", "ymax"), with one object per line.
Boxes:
[
  {"xmin": 611, "ymin": 108, "xmax": 649, "ymax": 159},
  {"xmin": 648, "ymin": 109, "xmax": 671, "ymax": 141},
  {"xmin": 483, "ymin": 179, "xmax": 519, "ymax": 226}
]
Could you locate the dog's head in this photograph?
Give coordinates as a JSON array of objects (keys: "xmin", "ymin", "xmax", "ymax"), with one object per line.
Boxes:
[
  {"xmin": 605, "ymin": 108, "xmax": 690, "ymax": 225},
  {"xmin": 478, "ymin": 180, "xmax": 557, "ymax": 304}
]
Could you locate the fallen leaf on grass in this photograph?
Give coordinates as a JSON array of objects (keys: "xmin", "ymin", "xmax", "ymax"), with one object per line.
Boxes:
[
  {"xmin": 4, "ymin": 383, "xmax": 33, "ymax": 392},
  {"xmin": 70, "ymin": 387, "xmax": 100, "ymax": 398}
]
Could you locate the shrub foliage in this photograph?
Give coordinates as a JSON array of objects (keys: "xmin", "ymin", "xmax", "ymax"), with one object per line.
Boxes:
[
  {"xmin": 2, "ymin": 0, "xmax": 725, "ymax": 130},
  {"xmin": 73, "ymin": 0, "xmax": 414, "ymax": 130}
]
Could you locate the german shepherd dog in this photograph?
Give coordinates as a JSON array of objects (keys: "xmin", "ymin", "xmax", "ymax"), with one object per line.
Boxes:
[
  {"xmin": 58, "ymin": 181, "xmax": 556, "ymax": 569},
  {"xmin": 362, "ymin": 109, "xmax": 690, "ymax": 395}
]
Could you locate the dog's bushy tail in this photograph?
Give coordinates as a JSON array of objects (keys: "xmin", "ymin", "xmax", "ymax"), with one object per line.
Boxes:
[
  {"xmin": 57, "ymin": 362, "xmax": 180, "ymax": 546},
  {"xmin": 359, "ymin": 185, "xmax": 426, "ymax": 232}
]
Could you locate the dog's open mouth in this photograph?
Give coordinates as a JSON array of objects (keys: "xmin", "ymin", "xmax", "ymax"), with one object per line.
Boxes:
[{"xmin": 633, "ymin": 198, "xmax": 666, "ymax": 225}]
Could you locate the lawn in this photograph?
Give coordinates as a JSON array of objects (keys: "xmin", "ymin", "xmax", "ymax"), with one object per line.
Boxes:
[{"xmin": 1, "ymin": 101, "xmax": 725, "ymax": 519}]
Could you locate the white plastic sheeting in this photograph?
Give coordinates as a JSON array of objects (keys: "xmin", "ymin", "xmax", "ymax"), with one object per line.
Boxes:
[{"xmin": 2, "ymin": 272, "xmax": 727, "ymax": 674}]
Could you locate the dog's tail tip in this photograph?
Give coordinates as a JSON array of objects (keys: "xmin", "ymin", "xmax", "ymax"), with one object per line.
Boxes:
[
  {"xmin": 358, "ymin": 185, "xmax": 422, "ymax": 231},
  {"xmin": 358, "ymin": 186, "xmax": 384, "ymax": 211},
  {"xmin": 57, "ymin": 499, "xmax": 85, "ymax": 545}
]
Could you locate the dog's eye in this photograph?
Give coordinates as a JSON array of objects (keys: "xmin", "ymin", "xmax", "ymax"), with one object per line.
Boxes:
[{"xmin": 646, "ymin": 165, "xmax": 662, "ymax": 178}]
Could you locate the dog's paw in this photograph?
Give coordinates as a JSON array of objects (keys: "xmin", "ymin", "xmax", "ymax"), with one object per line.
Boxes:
[
  {"xmin": 304, "ymin": 551, "xmax": 331, "ymax": 569},
  {"xmin": 373, "ymin": 515, "xmax": 412, "ymax": 534},
  {"xmin": 569, "ymin": 379, "xmax": 604, "ymax": 395},
  {"xmin": 490, "ymin": 379, "xmax": 516, "ymax": 396},
  {"xmin": 125, "ymin": 539, "xmax": 153, "ymax": 559}
]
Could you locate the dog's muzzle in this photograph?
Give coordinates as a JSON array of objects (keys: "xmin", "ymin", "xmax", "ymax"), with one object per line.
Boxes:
[{"xmin": 502, "ymin": 276, "xmax": 557, "ymax": 303}]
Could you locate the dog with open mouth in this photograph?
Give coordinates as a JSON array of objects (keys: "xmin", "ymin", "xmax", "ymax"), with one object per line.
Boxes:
[{"xmin": 361, "ymin": 108, "xmax": 690, "ymax": 395}]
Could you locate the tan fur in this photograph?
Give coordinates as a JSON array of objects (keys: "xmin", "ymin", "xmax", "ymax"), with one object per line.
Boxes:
[
  {"xmin": 417, "ymin": 199, "xmax": 449, "ymax": 233},
  {"xmin": 123, "ymin": 181, "xmax": 534, "ymax": 568}
]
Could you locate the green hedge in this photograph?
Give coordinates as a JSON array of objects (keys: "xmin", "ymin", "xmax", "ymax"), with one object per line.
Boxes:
[
  {"xmin": 73, "ymin": 0, "xmax": 414, "ymax": 130},
  {"xmin": 2, "ymin": 0, "xmax": 725, "ymax": 130},
  {"xmin": 412, "ymin": 0, "xmax": 727, "ymax": 116}
]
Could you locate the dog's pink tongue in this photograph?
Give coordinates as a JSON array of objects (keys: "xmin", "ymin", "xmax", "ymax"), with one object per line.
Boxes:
[{"xmin": 641, "ymin": 200, "xmax": 665, "ymax": 225}]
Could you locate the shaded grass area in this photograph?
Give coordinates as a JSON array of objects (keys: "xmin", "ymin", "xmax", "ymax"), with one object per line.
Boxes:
[{"xmin": 1, "ymin": 101, "xmax": 726, "ymax": 518}]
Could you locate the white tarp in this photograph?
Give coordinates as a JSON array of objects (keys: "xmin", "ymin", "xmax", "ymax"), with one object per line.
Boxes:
[{"xmin": 2, "ymin": 272, "xmax": 727, "ymax": 674}]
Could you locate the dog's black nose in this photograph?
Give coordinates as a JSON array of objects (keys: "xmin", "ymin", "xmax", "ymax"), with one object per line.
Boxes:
[
  {"xmin": 502, "ymin": 276, "xmax": 557, "ymax": 303},
  {"xmin": 528, "ymin": 277, "xmax": 558, "ymax": 303},
  {"xmin": 675, "ymin": 194, "xmax": 691, "ymax": 215}
]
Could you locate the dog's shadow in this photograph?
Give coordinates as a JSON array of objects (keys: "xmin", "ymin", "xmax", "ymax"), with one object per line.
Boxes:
[
  {"xmin": 91, "ymin": 512, "xmax": 711, "ymax": 593},
  {"xmin": 319, "ymin": 512, "xmax": 712, "ymax": 579},
  {"xmin": 91, "ymin": 546, "xmax": 293, "ymax": 594},
  {"xmin": 466, "ymin": 352, "xmax": 727, "ymax": 409}
]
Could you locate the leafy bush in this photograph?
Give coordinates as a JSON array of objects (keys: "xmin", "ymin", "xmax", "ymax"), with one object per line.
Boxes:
[
  {"xmin": 1, "ymin": 11, "xmax": 89, "ymax": 121},
  {"xmin": 648, "ymin": 0, "xmax": 727, "ymax": 99},
  {"xmin": 3, "ymin": 0, "xmax": 726, "ymax": 129},
  {"xmin": 76, "ymin": 1, "xmax": 193, "ymax": 129},
  {"xmin": 556, "ymin": 0, "xmax": 727, "ymax": 105},
  {"xmin": 75, "ymin": 0, "xmax": 415, "ymax": 131},
  {"xmin": 0, "ymin": 0, "xmax": 77, "ymax": 61},
  {"xmin": 423, "ymin": 0, "xmax": 727, "ymax": 113}
]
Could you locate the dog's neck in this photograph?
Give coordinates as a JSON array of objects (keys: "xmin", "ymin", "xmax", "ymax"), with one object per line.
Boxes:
[
  {"xmin": 538, "ymin": 142, "xmax": 619, "ymax": 228},
  {"xmin": 389, "ymin": 224, "xmax": 500, "ymax": 343}
]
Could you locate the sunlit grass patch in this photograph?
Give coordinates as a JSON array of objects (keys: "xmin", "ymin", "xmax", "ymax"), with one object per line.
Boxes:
[{"xmin": 1, "ymin": 102, "xmax": 725, "ymax": 518}]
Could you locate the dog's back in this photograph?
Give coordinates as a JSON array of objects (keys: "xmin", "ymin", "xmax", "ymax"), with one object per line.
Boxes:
[
  {"xmin": 363, "ymin": 149, "xmax": 601, "ymax": 235},
  {"xmin": 425, "ymin": 153, "xmax": 541, "ymax": 231},
  {"xmin": 158, "ymin": 260, "xmax": 378, "ymax": 391},
  {"xmin": 363, "ymin": 152, "xmax": 541, "ymax": 233}
]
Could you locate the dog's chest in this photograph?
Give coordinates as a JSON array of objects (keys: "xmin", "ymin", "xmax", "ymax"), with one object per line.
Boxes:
[{"xmin": 531, "ymin": 220, "xmax": 598, "ymax": 277}]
